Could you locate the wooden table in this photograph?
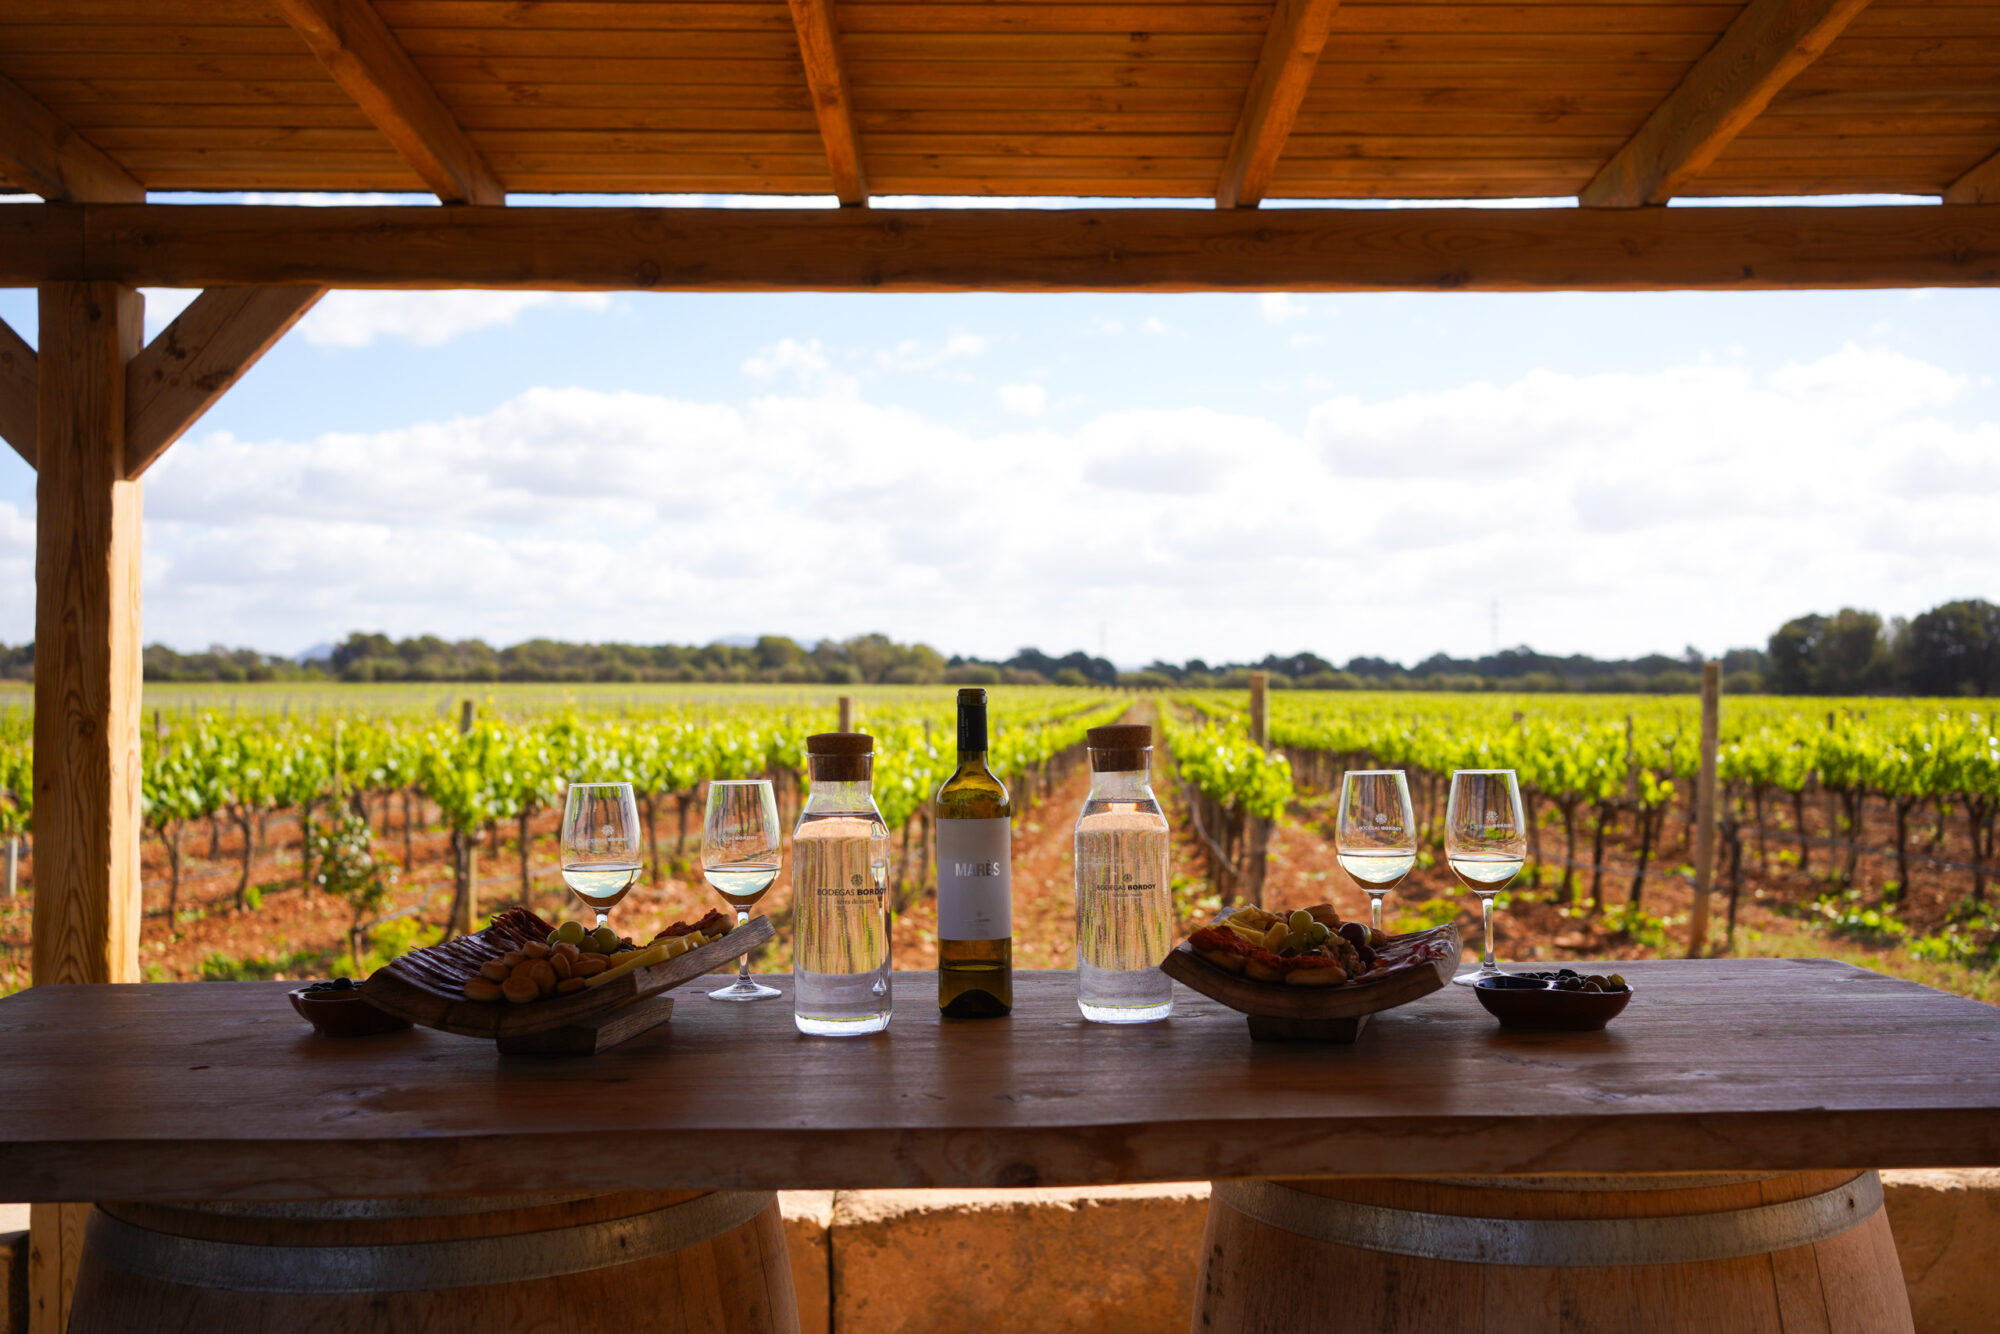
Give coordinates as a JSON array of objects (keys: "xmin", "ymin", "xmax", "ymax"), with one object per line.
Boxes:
[{"xmin": 3, "ymin": 958, "xmax": 1996, "ymax": 1202}]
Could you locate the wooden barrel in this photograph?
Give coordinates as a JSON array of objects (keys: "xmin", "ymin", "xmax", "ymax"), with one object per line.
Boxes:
[
  {"xmin": 1194, "ymin": 1171, "xmax": 1912, "ymax": 1334},
  {"xmin": 66, "ymin": 1189, "xmax": 798, "ymax": 1334}
]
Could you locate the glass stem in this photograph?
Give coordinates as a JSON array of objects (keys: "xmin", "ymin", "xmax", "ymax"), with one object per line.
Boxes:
[
  {"xmin": 1369, "ymin": 894, "xmax": 1383, "ymax": 933},
  {"xmin": 1481, "ymin": 894, "xmax": 1497, "ymax": 972},
  {"xmin": 595, "ymin": 910, "xmax": 608, "ymax": 930},
  {"xmin": 735, "ymin": 908, "xmax": 750, "ymax": 984}
]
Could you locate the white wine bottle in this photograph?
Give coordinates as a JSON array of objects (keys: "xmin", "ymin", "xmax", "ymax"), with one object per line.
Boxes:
[{"xmin": 935, "ymin": 688, "xmax": 1012, "ymax": 1018}]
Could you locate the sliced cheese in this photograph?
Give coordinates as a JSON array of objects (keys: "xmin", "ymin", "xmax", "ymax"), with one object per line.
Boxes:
[{"xmin": 581, "ymin": 940, "xmax": 670, "ymax": 989}]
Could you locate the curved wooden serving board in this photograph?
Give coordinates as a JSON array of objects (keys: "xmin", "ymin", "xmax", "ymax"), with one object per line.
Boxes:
[
  {"xmin": 362, "ymin": 915, "xmax": 774, "ymax": 1040},
  {"xmin": 1160, "ymin": 923, "xmax": 1460, "ymax": 1042}
]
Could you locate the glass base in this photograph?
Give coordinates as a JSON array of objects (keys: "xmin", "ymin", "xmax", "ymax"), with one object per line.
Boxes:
[
  {"xmin": 794, "ymin": 1012, "xmax": 890, "ymax": 1036},
  {"xmin": 1078, "ymin": 999, "xmax": 1173, "ymax": 1025},
  {"xmin": 709, "ymin": 978, "xmax": 781, "ymax": 1001},
  {"xmin": 1451, "ymin": 964, "xmax": 1508, "ymax": 986}
]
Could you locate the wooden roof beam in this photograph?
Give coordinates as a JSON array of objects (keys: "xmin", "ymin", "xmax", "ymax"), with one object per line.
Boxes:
[
  {"xmin": 270, "ymin": 0, "xmax": 503, "ymax": 205},
  {"xmin": 4, "ymin": 203, "xmax": 1995, "ymax": 294},
  {"xmin": 125, "ymin": 287, "xmax": 324, "ymax": 481},
  {"xmin": 0, "ymin": 315, "xmax": 33, "ymax": 468},
  {"xmin": 0, "ymin": 73, "xmax": 142, "ymax": 203},
  {"xmin": 1581, "ymin": 0, "xmax": 1875, "ymax": 208},
  {"xmin": 786, "ymin": 0, "xmax": 868, "ymax": 206},
  {"xmin": 1217, "ymin": 0, "xmax": 1344, "ymax": 209},
  {"xmin": 1946, "ymin": 150, "xmax": 2000, "ymax": 205}
]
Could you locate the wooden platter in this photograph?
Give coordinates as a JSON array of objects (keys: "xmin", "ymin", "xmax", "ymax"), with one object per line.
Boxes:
[
  {"xmin": 361, "ymin": 912, "xmax": 774, "ymax": 1050},
  {"xmin": 1160, "ymin": 922, "xmax": 1460, "ymax": 1043}
]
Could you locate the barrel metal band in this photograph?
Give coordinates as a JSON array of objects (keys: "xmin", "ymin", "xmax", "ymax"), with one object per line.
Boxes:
[
  {"xmin": 1211, "ymin": 1173, "xmax": 1882, "ymax": 1267},
  {"xmin": 87, "ymin": 1190, "xmax": 774, "ymax": 1294}
]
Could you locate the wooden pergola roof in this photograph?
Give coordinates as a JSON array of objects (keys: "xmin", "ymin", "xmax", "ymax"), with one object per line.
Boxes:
[{"xmin": 2, "ymin": 0, "xmax": 1999, "ymax": 206}]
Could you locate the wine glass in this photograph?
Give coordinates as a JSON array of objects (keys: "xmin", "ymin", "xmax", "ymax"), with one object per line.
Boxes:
[
  {"xmin": 1445, "ymin": 769, "xmax": 1527, "ymax": 985},
  {"xmin": 559, "ymin": 781, "xmax": 642, "ymax": 933},
  {"xmin": 1334, "ymin": 769, "xmax": 1417, "ymax": 934},
  {"xmin": 701, "ymin": 779, "xmax": 782, "ymax": 1002}
]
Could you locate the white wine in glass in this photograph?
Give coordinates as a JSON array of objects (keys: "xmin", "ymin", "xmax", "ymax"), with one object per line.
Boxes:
[
  {"xmin": 1333, "ymin": 769, "xmax": 1417, "ymax": 933},
  {"xmin": 1445, "ymin": 769, "xmax": 1527, "ymax": 985},
  {"xmin": 702, "ymin": 778, "xmax": 783, "ymax": 1002},
  {"xmin": 560, "ymin": 781, "xmax": 643, "ymax": 931}
]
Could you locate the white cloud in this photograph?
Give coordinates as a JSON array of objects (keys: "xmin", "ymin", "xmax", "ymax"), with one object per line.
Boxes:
[
  {"xmin": 299, "ymin": 291, "xmax": 613, "ymax": 348},
  {"xmin": 742, "ymin": 337, "xmax": 857, "ymax": 398},
  {"xmin": 999, "ymin": 383, "xmax": 1046, "ymax": 416},
  {"xmin": 1260, "ymin": 293, "xmax": 1310, "ymax": 324},
  {"xmin": 876, "ymin": 332, "xmax": 987, "ymax": 371},
  {"xmin": 1, "ymin": 341, "xmax": 1979, "ymax": 668}
]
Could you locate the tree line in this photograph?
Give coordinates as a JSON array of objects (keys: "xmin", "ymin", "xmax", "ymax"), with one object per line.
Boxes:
[{"xmin": 0, "ymin": 598, "xmax": 1990, "ymax": 696}]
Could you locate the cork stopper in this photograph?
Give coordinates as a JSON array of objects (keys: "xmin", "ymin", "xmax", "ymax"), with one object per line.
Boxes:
[
  {"xmin": 1087, "ymin": 724, "xmax": 1153, "ymax": 773},
  {"xmin": 807, "ymin": 731, "xmax": 873, "ymax": 782}
]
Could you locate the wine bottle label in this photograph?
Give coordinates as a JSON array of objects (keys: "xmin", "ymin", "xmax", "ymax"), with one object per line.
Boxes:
[{"xmin": 935, "ymin": 817, "xmax": 1012, "ymax": 940}]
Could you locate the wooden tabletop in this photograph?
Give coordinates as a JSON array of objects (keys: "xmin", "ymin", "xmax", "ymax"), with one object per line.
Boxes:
[{"xmin": 2, "ymin": 960, "xmax": 1996, "ymax": 1202}]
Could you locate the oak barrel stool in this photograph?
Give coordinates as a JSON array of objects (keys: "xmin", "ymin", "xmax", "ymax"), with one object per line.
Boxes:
[
  {"xmin": 1194, "ymin": 1171, "xmax": 1912, "ymax": 1333},
  {"xmin": 66, "ymin": 1190, "xmax": 799, "ymax": 1333}
]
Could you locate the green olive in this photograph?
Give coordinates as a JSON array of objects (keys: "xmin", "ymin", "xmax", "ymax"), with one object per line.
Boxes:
[{"xmin": 1288, "ymin": 909, "xmax": 1315, "ymax": 932}]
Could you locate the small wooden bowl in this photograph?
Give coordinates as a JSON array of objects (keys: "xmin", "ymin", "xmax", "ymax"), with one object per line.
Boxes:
[
  {"xmin": 1473, "ymin": 978, "xmax": 1633, "ymax": 1032},
  {"xmin": 289, "ymin": 987, "xmax": 412, "ymax": 1039}
]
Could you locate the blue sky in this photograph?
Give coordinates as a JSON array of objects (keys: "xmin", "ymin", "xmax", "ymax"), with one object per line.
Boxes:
[{"xmin": 0, "ymin": 194, "xmax": 1994, "ymax": 668}]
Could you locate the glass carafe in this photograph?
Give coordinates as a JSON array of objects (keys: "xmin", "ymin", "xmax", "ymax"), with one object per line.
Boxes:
[
  {"xmin": 1073, "ymin": 724, "xmax": 1174, "ymax": 1024},
  {"xmin": 792, "ymin": 732, "xmax": 892, "ymax": 1035}
]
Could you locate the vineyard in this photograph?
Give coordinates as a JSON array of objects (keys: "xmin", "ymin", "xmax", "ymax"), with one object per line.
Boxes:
[
  {"xmin": 2, "ymin": 684, "xmax": 1995, "ymax": 1004},
  {"xmin": 0, "ymin": 685, "xmax": 1125, "ymax": 993},
  {"xmin": 1159, "ymin": 690, "xmax": 2000, "ymax": 1000}
]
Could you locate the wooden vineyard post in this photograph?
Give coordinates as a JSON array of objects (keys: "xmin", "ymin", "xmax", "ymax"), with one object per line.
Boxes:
[
  {"xmin": 1624, "ymin": 712, "xmax": 1639, "ymax": 803},
  {"xmin": 1687, "ymin": 662, "xmax": 1722, "ymax": 958},
  {"xmin": 29, "ymin": 282, "xmax": 145, "ymax": 1334},
  {"xmin": 453, "ymin": 698, "xmax": 476, "ymax": 937},
  {"xmin": 1246, "ymin": 672, "xmax": 1271, "ymax": 909},
  {"xmin": 837, "ymin": 695, "xmax": 853, "ymax": 733}
]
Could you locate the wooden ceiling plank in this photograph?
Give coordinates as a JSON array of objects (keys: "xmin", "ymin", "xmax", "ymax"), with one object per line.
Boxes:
[
  {"xmin": 0, "ymin": 72, "xmax": 144, "ymax": 202},
  {"xmin": 123, "ymin": 286, "xmax": 324, "ymax": 481},
  {"xmin": 1580, "ymin": 0, "xmax": 1876, "ymax": 207},
  {"xmin": 1945, "ymin": 148, "xmax": 2000, "ymax": 203},
  {"xmin": 0, "ymin": 315, "xmax": 34, "ymax": 468},
  {"xmin": 0, "ymin": 202, "xmax": 1991, "ymax": 292},
  {"xmin": 787, "ymin": 0, "xmax": 869, "ymax": 204},
  {"xmin": 268, "ymin": 0, "xmax": 504, "ymax": 204},
  {"xmin": 1219, "ymin": 0, "xmax": 1345, "ymax": 208}
]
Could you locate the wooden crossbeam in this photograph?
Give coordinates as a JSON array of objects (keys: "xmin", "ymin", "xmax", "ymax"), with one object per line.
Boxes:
[
  {"xmin": 0, "ymin": 203, "xmax": 1994, "ymax": 294},
  {"xmin": 1946, "ymin": 150, "xmax": 2000, "ymax": 205},
  {"xmin": 786, "ymin": 0, "xmax": 868, "ymax": 206},
  {"xmin": 0, "ymin": 316, "xmax": 32, "ymax": 468},
  {"xmin": 1217, "ymin": 0, "xmax": 1344, "ymax": 209},
  {"xmin": 270, "ymin": 0, "xmax": 503, "ymax": 205},
  {"xmin": 125, "ymin": 286, "xmax": 325, "ymax": 481},
  {"xmin": 1580, "ymin": 0, "xmax": 1874, "ymax": 207},
  {"xmin": 0, "ymin": 72, "xmax": 142, "ymax": 203}
]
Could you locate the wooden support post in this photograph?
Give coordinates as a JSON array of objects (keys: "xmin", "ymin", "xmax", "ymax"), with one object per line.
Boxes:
[
  {"xmin": 29, "ymin": 281, "xmax": 144, "ymax": 1334},
  {"xmin": 0, "ymin": 314, "xmax": 35, "ymax": 468},
  {"xmin": 837, "ymin": 695, "xmax": 854, "ymax": 733},
  {"xmin": 1687, "ymin": 662, "xmax": 1722, "ymax": 958}
]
